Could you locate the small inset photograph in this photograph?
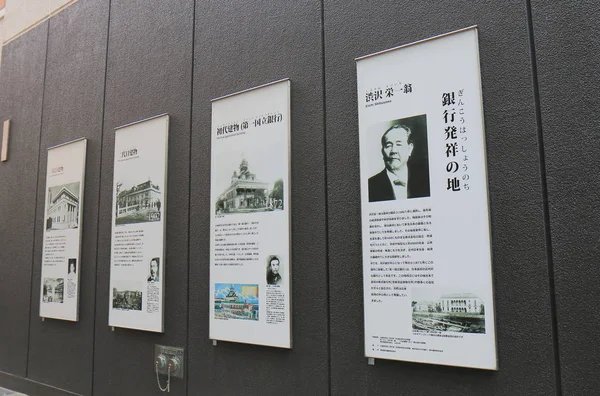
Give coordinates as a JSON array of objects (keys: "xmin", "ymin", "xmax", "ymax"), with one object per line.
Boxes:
[
  {"xmin": 214, "ymin": 283, "xmax": 259, "ymax": 321},
  {"xmin": 411, "ymin": 288, "xmax": 485, "ymax": 334},
  {"xmin": 115, "ymin": 179, "xmax": 162, "ymax": 226},
  {"xmin": 366, "ymin": 114, "xmax": 430, "ymax": 202},
  {"xmin": 266, "ymin": 255, "xmax": 282, "ymax": 285},
  {"xmin": 112, "ymin": 283, "xmax": 143, "ymax": 311},
  {"xmin": 45, "ymin": 182, "xmax": 80, "ymax": 231},
  {"xmin": 42, "ymin": 278, "xmax": 64, "ymax": 303},
  {"xmin": 214, "ymin": 156, "xmax": 284, "ymax": 216},
  {"xmin": 147, "ymin": 257, "xmax": 160, "ymax": 283},
  {"xmin": 67, "ymin": 258, "xmax": 77, "ymax": 278}
]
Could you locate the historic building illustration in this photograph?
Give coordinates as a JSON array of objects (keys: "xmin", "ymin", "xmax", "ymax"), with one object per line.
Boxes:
[
  {"xmin": 215, "ymin": 159, "xmax": 283, "ymax": 214},
  {"xmin": 412, "ymin": 292, "xmax": 485, "ymax": 333},
  {"xmin": 214, "ymin": 285, "xmax": 259, "ymax": 321},
  {"xmin": 46, "ymin": 184, "xmax": 79, "ymax": 230},
  {"xmin": 115, "ymin": 179, "xmax": 161, "ymax": 223},
  {"xmin": 42, "ymin": 278, "xmax": 64, "ymax": 304}
]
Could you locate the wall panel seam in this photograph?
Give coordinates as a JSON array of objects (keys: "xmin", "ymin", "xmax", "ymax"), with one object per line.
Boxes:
[
  {"xmin": 320, "ymin": 0, "xmax": 332, "ymax": 395},
  {"xmin": 186, "ymin": 1, "xmax": 197, "ymax": 395},
  {"xmin": 90, "ymin": 1, "xmax": 113, "ymax": 395},
  {"xmin": 525, "ymin": 1, "xmax": 563, "ymax": 395},
  {"xmin": 25, "ymin": 20, "xmax": 50, "ymax": 379}
]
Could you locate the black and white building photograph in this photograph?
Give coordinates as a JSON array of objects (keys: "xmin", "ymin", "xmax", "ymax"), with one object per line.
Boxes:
[
  {"xmin": 214, "ymin": 157, "xmax": 284, "ymax": 215},
  {"xmin": 45, "ymin": 182, "xmax": 80, "ymax": 231},
  {"xmin": 366, "ymin": 115, "xmax": 430, "ymax": 202},
  {"xmin": 42, "ymin": 278, "xmax": 64, "ymax": 304},
  {"xmin": 115, "ymin": 179, "xmax": 162, "ymax": 225},
  {"xmin": 412, "ymin": 289, "xmax": 485, "ymax": 334},
  {"xmin": 112, "ymin": 286, "xmax": 143, "ymax": 311}
]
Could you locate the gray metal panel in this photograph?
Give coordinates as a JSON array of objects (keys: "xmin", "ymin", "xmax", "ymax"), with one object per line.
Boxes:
[
  {"xmin": 189, "ymin": 1, "xmax": 329, "ymax": 395},
  {"xmin": 25, "ymin": 1, "xmax": 109, "ymax": 394},
  {"xmin": 92, "ymin": 0, "xmax": 193, "ymax": 395},
  {"xmin": 324, "ymin": 1, "xmax": 558, "ymax": 395},
  {"xmin": 531, "ymin": 2, "xmax": 600, "ymax": 395},
  {"xmin": 0, "ymin": 22, "xmax": 48, "ymax": 376}
]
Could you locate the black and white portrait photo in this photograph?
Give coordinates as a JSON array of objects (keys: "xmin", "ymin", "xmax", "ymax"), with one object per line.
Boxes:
[
  {"xmin": 266, "ymin": 255, "xmax": 282, "ymax": 285},
  {"xmin": 67, "ymin": 258, "xmax": 77, "ymax": 277},
  {"xmin": 147, "ymin": 257, "xmax": 160, "ymax": 283},
  {"xmin": 367, "ymin": 114, "xmax": 430, "ymax": 202}
]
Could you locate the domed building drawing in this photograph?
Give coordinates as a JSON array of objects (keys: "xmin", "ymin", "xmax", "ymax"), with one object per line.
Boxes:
[{"xmin": 215, "ymin": 159, "xmax": 283, "ymax": 215}]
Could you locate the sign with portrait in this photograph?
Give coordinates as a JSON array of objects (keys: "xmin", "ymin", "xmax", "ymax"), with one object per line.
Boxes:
[
  {"xmin": 357, "ymin": 26, "xmax": 497, "ymax": 369},
  {"xmin": 209, "ymin": 79, "xmax": 292, "ymax": 348},
  {"xmin": 109, "ymin": 114, "xmax": 169, "ymax": 332},
  {"xmin": 40, "ymin": 138, "xmax": 87, "ymax": 321}
]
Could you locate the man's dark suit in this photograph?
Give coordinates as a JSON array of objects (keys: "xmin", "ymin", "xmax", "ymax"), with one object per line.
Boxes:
[{"xmin": 368, "ymin": 168, "xmax": 430, "ymax": 202}]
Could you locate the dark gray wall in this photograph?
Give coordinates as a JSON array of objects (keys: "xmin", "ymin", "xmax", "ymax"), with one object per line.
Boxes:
[
  {"xmin": 0, "ymin": 21, "xmax": 48, "ymax": 377},
  {"xmin": 92, "ymin": 0, "xmax": 193, "ymax": 395},
  {"xmin": 27, "ymin": 1, "xmax": 109, "ymax": 394},
  {"xmin": 531, "ymin": 2, "xmax": 600, "ymax": 395},
  {"xmin": 0, "ymin": 0, "xmax": 597, "ymax": 395},
  {"xmin": 189, "ymin": 1, "xmax": 329, "ymax": 395},
  {"xmin": 323, "ymin": 1, "xmax": 558, "ymax": 395}
]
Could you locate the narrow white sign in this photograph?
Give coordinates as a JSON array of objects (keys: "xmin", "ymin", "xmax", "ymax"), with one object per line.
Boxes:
[
  {"xmin": 209, "ymin": 79, "xmax": 292, "ymax": 348},
  {"xmin": 357, "ymin": 27, "xmax": 497, "ymax": 369},
  {"xmin": 109, "ymin": 114, "xmax": 169, "ymax": 332},
  {"xmin": 40, "ymin": 138, "xmax": 87, "ymax": 322}
]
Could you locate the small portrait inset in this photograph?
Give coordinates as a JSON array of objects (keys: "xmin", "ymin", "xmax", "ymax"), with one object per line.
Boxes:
[
  {"xmin": 147, "ymin": 257, "xmax": 160, "ymax": 283},
  {"xmin": 67, "ymin": 258, "xmax": 77, "ymax": 278},
  {"xmin": 368, "ymin": 114, "xmax": 430, "ymax": 202},
  {"xmin": 266, "ymin": 255, "xmax": 282, "ymax": 285}
]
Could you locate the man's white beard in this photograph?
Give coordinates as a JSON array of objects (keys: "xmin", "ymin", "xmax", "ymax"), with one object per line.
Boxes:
[{"xmin": 385, "ymin": 159, "xmax": 405, "ymax": 174}]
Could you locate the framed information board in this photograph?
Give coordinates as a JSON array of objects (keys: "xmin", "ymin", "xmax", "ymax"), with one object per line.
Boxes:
[
  {"xmin": 209, "ymin": 79, "xmax": 292, "ymax": 348},
  {"xmin": 357, "ymin": 26, "xmax": 497, "ymax": 369},
  {"xmin": 109, "ymin": 114, "xmax": 169, "ymax": 332},
  {"xmin": 40, "ymin": 138, "xmax": 87, "ymax": 321}
]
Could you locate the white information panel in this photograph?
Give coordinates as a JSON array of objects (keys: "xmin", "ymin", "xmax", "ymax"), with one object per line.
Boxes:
[
  {"xmin": 209, "ymin": 79, "xmax": 292, "ymax": 348},
  {"xmin": 357, "ymin": 27, "xmax": 497, "ymax": 369},
  {"xmin": 40, "ymin": 138, "xmax": 87, "ymax": 321},
  {"xmin": 109, "ymin": 114, "xmax": 169, "ymax": 332}
]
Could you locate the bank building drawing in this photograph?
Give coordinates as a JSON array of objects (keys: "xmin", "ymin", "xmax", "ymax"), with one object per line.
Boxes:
[{"xmin": 46, "ymin": 184, "xmax": 80, "ymax": 230}]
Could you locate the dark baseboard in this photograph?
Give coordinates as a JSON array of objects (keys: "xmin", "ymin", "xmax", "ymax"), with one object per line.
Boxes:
[{"xmin": 0, "ymin": 371, "xmax": 81, "ymax": 396}]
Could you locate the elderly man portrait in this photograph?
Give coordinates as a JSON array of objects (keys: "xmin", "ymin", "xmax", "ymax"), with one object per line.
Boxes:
[{"xmin": 368, "ymin": 122, "xmax": 430, "ymax": 202}]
